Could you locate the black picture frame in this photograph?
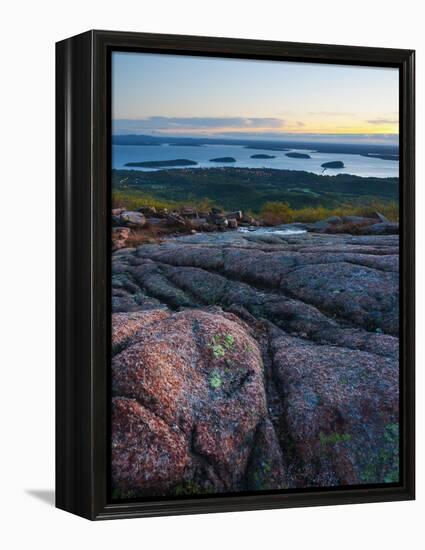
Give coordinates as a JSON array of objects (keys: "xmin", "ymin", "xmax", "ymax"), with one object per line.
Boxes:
[{"xmin": 56, "ymin": 29, "xmax": 415, "ymax": 520}]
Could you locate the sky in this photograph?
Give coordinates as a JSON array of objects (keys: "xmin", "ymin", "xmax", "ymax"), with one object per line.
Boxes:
[{"xmin": 112, "ymin": 51, "xmax": 399, "ymax": 144}]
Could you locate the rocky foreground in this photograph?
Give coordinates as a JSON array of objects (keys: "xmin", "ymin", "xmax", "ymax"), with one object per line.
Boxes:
[
  {"xmin": 111, "ymin": 228, "xmax": 399, "ymax": 498},
  {"xmin": 111, "ymin": 205, "xmax": 399, "ymax": 252}
]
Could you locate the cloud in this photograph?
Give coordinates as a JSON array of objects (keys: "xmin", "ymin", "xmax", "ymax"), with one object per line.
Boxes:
[
  {"xmin": 113, "ymin": 116, "xmax": 286, "ymax": 131},
  {"xmin": 308, "ymin": 111, "xmax": 354, "ymax": 116},
  {"xmin": 366, "ymin": 118, "xmax": 398, "ymax": 125},
  {"xmin": 216, "ymin": 131, "xmax": 399, "ymax": 144}
]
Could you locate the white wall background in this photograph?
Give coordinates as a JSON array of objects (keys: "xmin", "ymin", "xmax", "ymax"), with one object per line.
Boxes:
[{"xmin": 0, "ymin": 0, "xmax": 422, "ymax": 547}]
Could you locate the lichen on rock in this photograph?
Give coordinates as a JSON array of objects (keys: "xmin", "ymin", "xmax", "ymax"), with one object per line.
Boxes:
[{"xmin": 111, "ymin": 229, "xmax": 400, "ymax": 496}]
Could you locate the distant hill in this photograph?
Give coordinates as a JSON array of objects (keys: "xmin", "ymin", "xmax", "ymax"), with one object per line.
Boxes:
[
  {"xmin": 112, "ymin": 166, "xmax": 399, "ymax": 212},
  {"xmin": 125, "ymin": 159, "xmax": 198, "ymax": 168},
  {"xmin": 112, "ymin": 134, "xmax": 399, "ymax": 158}
]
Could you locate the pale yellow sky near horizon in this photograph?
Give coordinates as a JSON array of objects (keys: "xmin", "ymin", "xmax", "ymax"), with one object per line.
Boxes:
[{"xmin": 112, "ymin": 52, "xmax": 399, "ymax": 139}]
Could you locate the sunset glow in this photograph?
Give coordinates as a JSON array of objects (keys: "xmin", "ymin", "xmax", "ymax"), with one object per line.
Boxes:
[{"xmin": 112, "ymin": 52, "xmax": 399, "ymax": 142}]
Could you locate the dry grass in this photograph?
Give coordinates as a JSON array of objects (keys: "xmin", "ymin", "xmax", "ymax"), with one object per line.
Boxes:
[
  {"xmin": 260, "ymin": 201, "xmax": 399, "ymax": 225},
  {"xmin": 112, "ymin": 191, "xmax": 216, "ymax": 213}
]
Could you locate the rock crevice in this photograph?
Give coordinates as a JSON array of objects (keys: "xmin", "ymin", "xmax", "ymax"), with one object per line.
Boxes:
[{"xmin": 111, "ymin": 230, "xmax": 399, "ymax": 497}]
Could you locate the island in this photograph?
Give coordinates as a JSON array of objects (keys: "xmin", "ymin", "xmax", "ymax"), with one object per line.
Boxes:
[
  {"xmin": 112, "ymin": 134, "xmax": 398, "ymax": 159},
  {"xmin": 360, "ymin": 153, "xmax": 399, "ymax": 161},
  {"xmin": 209, "ymin": 157, "xmax": 236, "ymax": 163},
  {"xmin": 286, "ymin": 152, "xmax": 311, "ymax": 159},
  {"xmin": 124, "ymin": 159, "xmax": 198, "ymax": 168},
  {"xmin": 244, "ymin": 145, "xmax": 290, "ymax": 152},
  {"xmin": 321, "ymin": 161, "xmax": 345, "ymax": 169},
  {"xmin": 170, "ymin": 143, "xmax": 205, "ymax": 147},
  {"xmin": 250, "ymin": 154, "xmax": 276, "ymax": 159}
]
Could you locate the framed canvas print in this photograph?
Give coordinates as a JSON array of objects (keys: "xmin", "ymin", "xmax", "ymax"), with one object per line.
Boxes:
[{"xmin": 56, "ymin": 30, "xmax": 415, "ymax": 520}]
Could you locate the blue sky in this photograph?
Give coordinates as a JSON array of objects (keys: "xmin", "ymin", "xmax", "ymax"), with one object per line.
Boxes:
[{"xmin": 112, "ymin": 51, "xmax": 399, "ymax": 143}]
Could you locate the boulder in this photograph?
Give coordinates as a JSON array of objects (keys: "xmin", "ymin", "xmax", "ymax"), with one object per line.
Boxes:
[
  {"xmin": 214, "ymin": 218, "xmax": 229, "ymax": 228},
  {"xmin": 156, "ymin": 208, "xmax": 169, "ymax": 218},
  {"xmin": 280, "ymin": 259, "xmax": 398, "ymax": 335},
  {"xmin": 324, "ymin": 215, "xmax": 342, "ymax": 225},
  {"xmin": 198, "ymin": 211, "xmax": 210, "ymax": 219},
  {"xmin": 189, "ymin": 218, "xmax": 210, "ymax": 230},
  {"xmin": 165, "ymin": 212, "xmax": 190, "ymax": 228},
  {"xmin": 112, "ymin": 227, "xmax": 132, "ymax": 251},
  {"xmin": 341, "ymin": 215, "xmax": 373, "ymax": 224},
  {"xmin": 270, "ymin": 332, "xmax": 399, "ymax": 486},
  {"xmin": 373, "ymin": 212, "xmax": 391, "ymax": 224},
  {"xmin": 111, "ymin": 231, "xmax": 400, "ymax": 490},
  {"xmin": 209, "ymin": 212, "xmax": 225, "ymax": 220},
  {"xmin": 111, "ymin": 309, "xmax": 283, "ymax": 497},
  {"xmin": 241, "ymin": 214, "xmax": 254, "ymax": 224},
  {"xmin": 112, "ymin": 207, "xmax": 125, "ymax": 216},
  {"xmin": 208, "ymin": 212, "xmax": 229, "ymax": 227},
  {"xmin": 307, "ymin": 220, "xmax": 332, "ymax": 231},
  {"xmin": 120, "ymin": 211, "xmax": 147, "ymax": 228},
  {"xmin": 180, "ymin": 206, "xmax": 198, "ymax": 218},
  {"xmin": 227, "ymin": 218, "xmax": 238, "ymax": 229},
  {"xmin": 145, "ymin": 217, "xmax": 166, "ymax": 226},
  {"xmin": 227, "ymin": 210, "xmax": 243, "ymax": 221},
  {"xmin": 360, "ymin": 222, "xmax": 399, "ymax": 235},
  {"xmin": 137, "ymin": 206, "xmax": 157, "ymax": 216}
]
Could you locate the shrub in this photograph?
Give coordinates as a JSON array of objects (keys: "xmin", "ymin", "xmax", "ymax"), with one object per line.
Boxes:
[
  {"xmin": 112, "ymin": 190, "xmax": 179, "ymax": 211},
  {"xmin": 260, "ymin": 202, "xmax": 295, "ymax": 225},
  {"xmin": 112, "ymin": 191, "xmax": 220, "ymax": 214},
  {"xmin": 260, "ymin": 200, "xmax": 399, "ymax": 225}
]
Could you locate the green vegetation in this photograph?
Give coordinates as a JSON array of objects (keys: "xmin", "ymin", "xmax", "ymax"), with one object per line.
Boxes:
[
  {"xmin": 111, "ymin": 488, "xmax": 136, "ymax": 500},
  {"xmin": 286, "ymin": 152, "xmax": 311, "ymax": 159},
  {"xmin": 208, "ymin": 333, "xmax": 236, "ymax": 360},
  {"xmin": 260, "ymin": 200, "xmax": 399, "ymax": 224},
  {"xmin": 319, "ymin": 432, "xmax": 352, "ymax": 446},
  {"xmin": 112, "ymin": 190, "xmax": 215, "ymax": 212},
  {"xmin": 173, "ymin": 480, "xmax": 202, "ymax": 496},
  {"xmin": 210, "ymin": 343, "xmax": 225, "ymax": 360},
  {"xmin": 223, "ymin": 334, "xmax": 235, "ymax": 348},
  {"xmin": 112, "ymin": 167, "xmax": 399, "ymax": 215},
  {"xmin": 125, "ymin": 159, "xmax": 198, "ymax": 167},
  {"xmin": 360, "ymin": 423, "xmax": 399, "ymax": 483},
  {"xmin": 209, "ymin": 371, "xmax": 223, "ymax": 389},
  {"xmin": 251, "ymin": 460, "xmax": 274, "ymax": 490},
  {"xmin": 322, "ymin": 161, "xmax": 344, "ymax": 169},
  {"xmin": 209, "ymin": 157, "xmax": 236, "ymax": 163}
]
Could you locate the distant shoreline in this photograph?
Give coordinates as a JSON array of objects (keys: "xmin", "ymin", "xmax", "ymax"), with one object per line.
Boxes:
[
  {"xmin": 125, "ymin": 159, "xmax": 198, "ymax": 168},
  {"xmin": 114, "ymin": 165, "xmax": 399, "ymax": 180},
  {"xmin": 112, "ymin": 134, "xmax": 398, "ymax": 158}
]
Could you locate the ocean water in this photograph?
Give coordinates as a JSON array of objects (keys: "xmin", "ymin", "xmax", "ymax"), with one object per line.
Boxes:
[{"xmin": 112, "ymin": 143, "xmax": 399, "ymax": 178}]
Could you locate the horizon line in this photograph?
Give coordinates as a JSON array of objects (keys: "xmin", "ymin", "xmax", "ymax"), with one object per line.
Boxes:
[{"xmin": 111, "ymin": 131, "xmax": 399, "ymax": 144}]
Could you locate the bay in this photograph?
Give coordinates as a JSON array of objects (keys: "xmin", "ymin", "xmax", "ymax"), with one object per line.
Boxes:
[{"xmin": 112, "ymin": 143, "xmax": 399, "ymax": 178}]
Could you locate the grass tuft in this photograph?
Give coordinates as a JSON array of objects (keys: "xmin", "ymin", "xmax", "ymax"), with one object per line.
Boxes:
[{"xmin": 260, "ymin": 200, "xmax": 398, "ymax": 225}]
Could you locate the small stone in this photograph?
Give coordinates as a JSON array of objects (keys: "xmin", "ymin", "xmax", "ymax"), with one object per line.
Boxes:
[{"xmin": 119, "ymin": 211, "xmax": 147, "ymax": 228}]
